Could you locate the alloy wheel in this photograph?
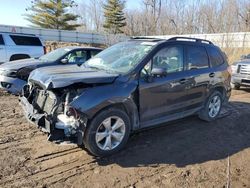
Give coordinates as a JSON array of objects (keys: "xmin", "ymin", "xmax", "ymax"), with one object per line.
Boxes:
[
  {"xmin": 208, "ymin": 95, "xmax": 221, "ymax": 118},
  {"xmin": 95, "ymin": 116, "xmax": 126, "ymax": 151}
]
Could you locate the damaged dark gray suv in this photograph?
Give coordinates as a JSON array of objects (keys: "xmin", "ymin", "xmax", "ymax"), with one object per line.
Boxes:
[{"xmin": 20, "ymin": 37, "xmax": 231, "ymax": 156}]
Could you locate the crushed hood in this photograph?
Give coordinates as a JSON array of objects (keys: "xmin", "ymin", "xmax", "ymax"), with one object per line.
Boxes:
[
  {"xmin": 0, "ymin": 58, "xmax": 51, "ymax": 70},
  {"xmin": 29, "ymin": 65, "xmax": 119, "ymax": 89}
]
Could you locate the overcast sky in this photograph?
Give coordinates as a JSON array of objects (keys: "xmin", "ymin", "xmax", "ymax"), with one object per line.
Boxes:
[{"xmin": 0, "ymin": 0, "xmax": 140, "ymax": 27}]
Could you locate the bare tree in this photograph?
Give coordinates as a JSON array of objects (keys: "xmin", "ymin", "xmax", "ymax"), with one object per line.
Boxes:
[{"xmin": 72, "ymin": 0, "xmax": 250, "ymax": 35}]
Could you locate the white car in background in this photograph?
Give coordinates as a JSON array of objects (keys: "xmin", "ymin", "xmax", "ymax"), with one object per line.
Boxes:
[{"xmin": 0, "ymin": 32, "xmax": 45, "ymax": 64}]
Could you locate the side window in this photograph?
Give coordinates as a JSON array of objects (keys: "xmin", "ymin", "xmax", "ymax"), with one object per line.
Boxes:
[
  {"xmin": 207, "ymin": 47, "xmax": 224, "ymax": 67},
  {"xmin": 66, "ymin": 50, "xmax": 87, "ymax": 64},
  {"xmin": 152, "ymin": 46, "xmax": 184, "ymax": 73},
  {"xmin": 10, "ymin": 35, "xmax": 42, "ymax": 46},
  {"xmin": 186, "ymin": 46, "xmax": 209, "ymax": 70},
  {"xmin": 90, "ymin": 50, "xmax": 100, "ymax": 57},
  {"xmin": 0, "ymin": 35, "xmax": 4, "ymax": 45}
]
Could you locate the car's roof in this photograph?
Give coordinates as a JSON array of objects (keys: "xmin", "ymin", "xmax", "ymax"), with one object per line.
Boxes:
[
  {"xmin": 60, "ymin": 46, "xmax": 103, "ymax": 51},
  {"xmin": 0, "ymin": 32, "xmax": 38, "ymax": 37},
  {"xmin": 130, "ymin": 36, "xmax": 214, "ymax": 47}
]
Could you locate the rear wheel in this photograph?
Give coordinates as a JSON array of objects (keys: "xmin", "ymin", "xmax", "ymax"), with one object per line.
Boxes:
[
  {"xmin": 199, "ymin": 91, "xmax": 222, "ymax": 122},
  {"xmin": 83, "ymin": 107, "xmax": 131, "ymax": 157}
]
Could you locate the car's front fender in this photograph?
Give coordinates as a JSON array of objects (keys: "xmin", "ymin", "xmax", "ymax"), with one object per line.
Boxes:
[{"xmin": 69, "ymin": 80, "xmax": 140, "ymax": 130}]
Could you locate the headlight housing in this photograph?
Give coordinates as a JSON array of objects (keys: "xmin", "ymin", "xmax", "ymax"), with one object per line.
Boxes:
[{"xmin": 0, "ymin": 69, "xmax": 17, "ymax": 78}]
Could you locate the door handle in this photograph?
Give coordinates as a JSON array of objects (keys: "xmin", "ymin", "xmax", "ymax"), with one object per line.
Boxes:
[
  {"xmin": 179, "ymin": 78, "xmax": 187, "ymax": 84},
  {"xmin": 209, "ymin": 73, "xmax": 215, "ymax": 78}
]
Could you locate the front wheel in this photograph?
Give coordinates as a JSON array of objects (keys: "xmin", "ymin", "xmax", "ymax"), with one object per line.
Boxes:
[
  {"xmin": 199, "ymin": 91, "xmax": 223, "ymax": 122},
  {"xmin": 83, "ymin": 107, "xmax": 131, "ymax": 157}
]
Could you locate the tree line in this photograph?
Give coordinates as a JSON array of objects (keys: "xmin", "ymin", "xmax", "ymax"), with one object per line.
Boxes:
[{"xmin": 26, "ymin": 0, "xmax": 250, "ymax": 35}]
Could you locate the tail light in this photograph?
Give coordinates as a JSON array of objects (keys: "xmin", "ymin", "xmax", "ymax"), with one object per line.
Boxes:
[{"xmin": 43, "ymin": 46, "xmax": 47, "ymax": 54}]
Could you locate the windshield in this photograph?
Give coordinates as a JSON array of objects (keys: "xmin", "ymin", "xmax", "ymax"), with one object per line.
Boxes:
[
  {"xmin": 39, "ymin": 48, "xmax": 70, "ymax": 61},
  {"xmin": 84, "ymin": 41, "xmax": 155, "ymax": 74}
]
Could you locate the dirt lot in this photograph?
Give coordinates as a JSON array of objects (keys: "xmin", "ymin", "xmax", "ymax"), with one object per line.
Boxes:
[{"xmin": 0, "ymin": 89, "xmax": 250, "ymax": 188}]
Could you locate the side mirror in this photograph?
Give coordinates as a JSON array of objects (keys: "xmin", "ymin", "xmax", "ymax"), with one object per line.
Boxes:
[
  {"xmin": 151, "ymin": 67, "xmax": 167, "ymax": 77},
  {"xmin": 61, "ymin": 58, "xmax": 68, "ymax": 64}
]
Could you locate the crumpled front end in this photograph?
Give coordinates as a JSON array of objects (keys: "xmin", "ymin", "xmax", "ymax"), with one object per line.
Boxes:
[{"xmin": 20, "ymin": 84, "xmax": 87, "ymax": 144}]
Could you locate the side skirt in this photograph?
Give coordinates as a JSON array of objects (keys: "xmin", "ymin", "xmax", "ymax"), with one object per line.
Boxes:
[{"xmin": 139, "ymin": 107, "xmax": 202, "ymax": 129}]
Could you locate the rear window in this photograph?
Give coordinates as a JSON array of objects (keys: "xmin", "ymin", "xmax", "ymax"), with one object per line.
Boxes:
[
  {"xmin": 10, "ymin": 35, "xmax": 42, "ymax": 46},
  {"xmin": 186, "ymin": 45, "xmax": 209, "ymax": 70},
  {"xmin": 207, "ymin": 47, "xmax": 224, "ymax": 67},
  {"xmin": 0, "ymin": 35, "xmax": 4, "ymax": 45}
]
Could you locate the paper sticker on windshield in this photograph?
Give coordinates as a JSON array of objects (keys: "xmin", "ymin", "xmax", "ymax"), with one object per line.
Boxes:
[{"xmin": 141, "ymin": 42, "xmax": 157, "ymax": 46}]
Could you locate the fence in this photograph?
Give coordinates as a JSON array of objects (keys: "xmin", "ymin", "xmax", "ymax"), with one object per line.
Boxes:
[
  {"xmin": 148, "ymin": 33, "xmax": 250, "ymax": 48},
  {"xmin": 0, "ymin": 24, "xmax": 128, "ymax": 45},
  {"xmin": 1, "ymin": 24, "xmax": 250, "ymax": 48}
]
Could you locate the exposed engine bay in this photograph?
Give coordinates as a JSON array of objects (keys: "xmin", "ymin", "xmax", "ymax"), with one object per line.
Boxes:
[{"xmin": 20, "ymin": 83, "xmax": 88, "ymax": 144}]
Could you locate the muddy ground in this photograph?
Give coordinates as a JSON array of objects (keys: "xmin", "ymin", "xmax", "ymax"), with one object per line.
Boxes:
[{"xmin": 0, "ymin": 89, "xmax": 250, "ymax": 188}]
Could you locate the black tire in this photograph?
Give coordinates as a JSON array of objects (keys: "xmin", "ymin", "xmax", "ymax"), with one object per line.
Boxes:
[
  {"xmin": 199, "ymin": 91, "xmax": 223, "ymax": 122},
  {"xmin": 231, "ymin": 83, "xmax": 240, "ymax": 90},
  {"xmin": 83, "ymin": 107, "xmax": 131, "ymax": 157}
]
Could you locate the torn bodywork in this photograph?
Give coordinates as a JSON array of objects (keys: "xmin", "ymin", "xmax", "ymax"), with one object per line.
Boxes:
[
  {"xmin": 20, "ymin": 84, "xmax": 88, "ymax": 144},
  {"xmin": 20, "ymin": 67, "xmax": 139, "ymax": 145}
]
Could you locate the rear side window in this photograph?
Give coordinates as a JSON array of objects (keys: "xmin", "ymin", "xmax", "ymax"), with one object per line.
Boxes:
[
  {"xmin": 0, "ymin": 35, "xmax": 4, "ymax": 45},
  {"xmin": 207, "ymin": 47, "xmax": 224, "ymax": 67},
  {"xmin": 186, "ymin": 46, "xmax": 209, "ymax": 70},
  {"xmin": 10, "ymin": 35, "xmax": 42, "ymax": 46}
]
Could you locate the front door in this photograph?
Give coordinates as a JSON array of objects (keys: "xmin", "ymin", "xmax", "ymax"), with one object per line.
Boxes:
[{"xmin": 139, "ymin": 45, "xmax": 189, "ymax": 127}]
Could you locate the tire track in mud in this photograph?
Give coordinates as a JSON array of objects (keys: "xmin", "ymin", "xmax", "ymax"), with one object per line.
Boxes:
[
  {"xmin": 1, "ymin": 147, "xmax": 97, "ymax": 187},
  {"xmin": 0, "ymin": 92, "xmax": 100, "ymax": 187},
  {"xmin": 1, "ymin": 90, "xmax": 250, "ymax": 187}
]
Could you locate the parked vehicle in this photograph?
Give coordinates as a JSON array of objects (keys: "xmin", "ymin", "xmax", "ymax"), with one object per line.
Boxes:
[
  {"xmin": 0, "ymin": 32, "xmax": 45, "ymax": 63},
  {"xmin": 240, "ymin": 54, "xmax": 250, "ymax": 60},
  {"xmin": 20, "ymin": 37, "xmax": 231, "ymax": 156},
  {"xmin": 231, "ymin": 54, "xmax": 250, "ymax": 89},
  {"xmin": 0, "ymin": 46, "xmax": 102, "ymax": 94}
]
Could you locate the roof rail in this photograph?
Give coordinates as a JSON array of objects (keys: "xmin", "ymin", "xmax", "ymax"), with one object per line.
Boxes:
[
  {"xmin": 130, "ymin": 36, "xmax": 165, "ymax": 42},
  {"xmin": 0, "ymin": 31, "xmax": 36, "ymax": 36},
  {"xmin": 168, "ymin": 37, "xmax": 213, "ymax": 45}
]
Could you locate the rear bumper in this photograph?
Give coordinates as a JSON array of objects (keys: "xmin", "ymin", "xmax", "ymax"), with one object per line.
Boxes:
[
  {"xmin": 19, "ymin": 96, "xmax": 51, "ymax": 133},
  {"xmin": 0, "ymin": 75, "xmax": 26, "ymax": 95}
]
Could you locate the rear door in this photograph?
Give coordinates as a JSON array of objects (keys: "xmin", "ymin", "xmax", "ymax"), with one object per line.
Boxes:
[
  {"xmin": 183, "ymin": 45, "xmax": 211, "ymax": 111},
  {"xmin": 139, "ymin": 45, "xmax": 190, "ymax": 126},
  {"xmin": 0, "ymin": 34, "xmax": 6, "ymax": 63}
]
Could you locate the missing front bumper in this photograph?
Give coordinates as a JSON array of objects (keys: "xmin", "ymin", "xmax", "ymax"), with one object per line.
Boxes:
[
  {"xmin": 19, "ymin": 96, "xmax": 86, "ymax": 145},
  {"xmin": 19, "ymin": 96, "xmax": 51, "ymax": 133}
]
